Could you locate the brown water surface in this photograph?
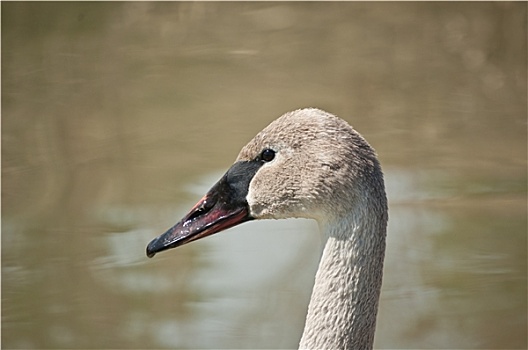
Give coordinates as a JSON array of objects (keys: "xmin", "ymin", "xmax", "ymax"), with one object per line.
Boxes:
[{"xmin": 2, "ymin": 2, "xmax": 526, "ymax": 349}]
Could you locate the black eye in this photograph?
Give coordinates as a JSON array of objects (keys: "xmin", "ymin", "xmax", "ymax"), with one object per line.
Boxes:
[{"xmin": 260, "ymin": 149, "xmax": 275, "ymax": 162}]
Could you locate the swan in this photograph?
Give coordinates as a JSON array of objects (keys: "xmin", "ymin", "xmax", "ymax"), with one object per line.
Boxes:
[{"xmin": 146, "ymin": 108, "xmax": 388, "ymax": 349}]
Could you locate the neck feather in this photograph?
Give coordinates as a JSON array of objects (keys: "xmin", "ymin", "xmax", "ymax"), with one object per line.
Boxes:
[{"xmin": 299, "ymin": 205, "xmax": 387, "ymax": 350}]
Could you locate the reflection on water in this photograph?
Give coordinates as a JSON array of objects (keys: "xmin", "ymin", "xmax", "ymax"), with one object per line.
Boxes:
[{"xmin": 2, "ymin": 2, "xmax": 526, "ymax": 349}]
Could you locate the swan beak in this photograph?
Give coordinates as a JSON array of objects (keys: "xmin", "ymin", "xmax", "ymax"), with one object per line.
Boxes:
[{"xmin": 146, "ymin": 161, "xmax": 261, "ymax": 258}]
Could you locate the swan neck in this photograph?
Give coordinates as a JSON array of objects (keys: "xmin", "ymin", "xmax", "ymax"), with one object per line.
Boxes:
[{"xmin": 299, "ymin": 210, "xmax": 387, "ymax": 350}]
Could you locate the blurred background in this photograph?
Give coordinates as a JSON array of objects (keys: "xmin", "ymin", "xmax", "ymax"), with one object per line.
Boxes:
[{"xmin": 2, "ymin": 2, "xmax": 526, "ymax": 349}]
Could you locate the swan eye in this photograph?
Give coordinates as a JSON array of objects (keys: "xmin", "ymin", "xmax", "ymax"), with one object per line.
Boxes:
[{"xmin": 260, "ymin": 149, "xmax": 275, "ymax": 162}]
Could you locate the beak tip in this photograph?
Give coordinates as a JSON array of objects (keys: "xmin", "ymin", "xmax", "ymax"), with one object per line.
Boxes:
[{"xmin": 146, "ymin": 239, "xmax": 158, "ymax": 258}]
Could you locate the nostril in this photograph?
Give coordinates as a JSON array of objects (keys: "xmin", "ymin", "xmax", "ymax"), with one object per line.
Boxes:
[
  {"xmin": 188, "ymin": 207, "xmax": 205, "ymax": 221},
  {"xmin": 187, "ymin": 197, "xmax": 215, "ymax": 221}
]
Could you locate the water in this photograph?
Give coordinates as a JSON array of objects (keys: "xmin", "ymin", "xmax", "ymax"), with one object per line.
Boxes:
[{"xmin": 2, "ymin": 2, "xmax": 526, "ymax": 349}]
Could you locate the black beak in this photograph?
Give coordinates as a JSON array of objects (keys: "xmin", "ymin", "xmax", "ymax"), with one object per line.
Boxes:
[{"xmin": 146, "ymin": 160, "xmax": 263, "ymax": 258}]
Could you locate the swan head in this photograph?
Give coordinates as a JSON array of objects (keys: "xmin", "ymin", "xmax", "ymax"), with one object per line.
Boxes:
[
  {"xmin": 239, "ymin": 108, "xmax": 384, "ymax": 222},
  {"xmin": 146, "ymin": 108, "xmax": 385, "ymax": 257}
]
